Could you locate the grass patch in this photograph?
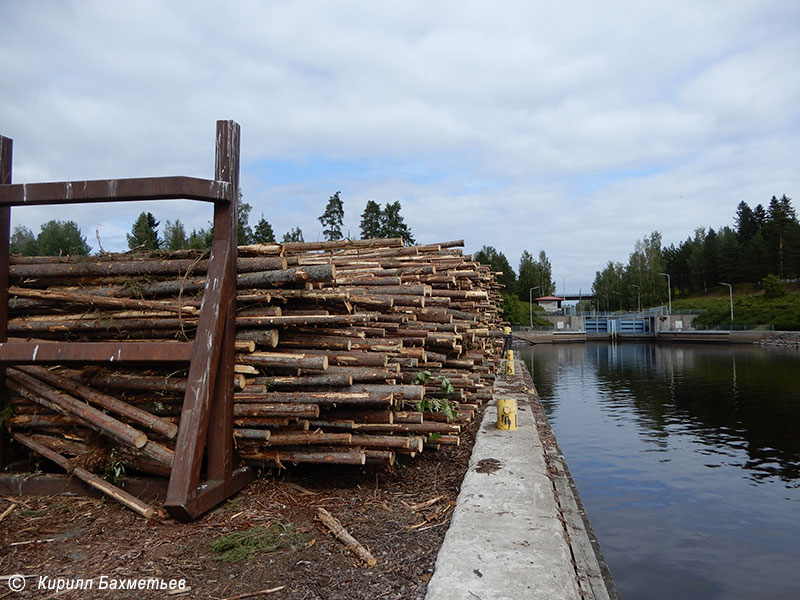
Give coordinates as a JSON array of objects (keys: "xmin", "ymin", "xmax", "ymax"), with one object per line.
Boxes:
[
  {"xmin": 672, "ymin": 286, "xmax": 800, "ymax": 330},
  {"xmin": 210, "ymin": 522, "xmax": 307, "ymax": 562}
]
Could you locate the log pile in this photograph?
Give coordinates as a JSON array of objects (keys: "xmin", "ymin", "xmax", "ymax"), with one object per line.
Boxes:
[{"xmin": 3, "ymin": 238, "xmax": 504, "ymax": 511}]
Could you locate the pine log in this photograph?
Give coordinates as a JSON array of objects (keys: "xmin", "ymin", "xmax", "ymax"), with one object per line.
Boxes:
[
  {"xmin": 7, "ymin": 371, "xmax": 148, "ymax": 449},
  {"xmin": 263, "ymin": 373, "xmax": 353, "ymax": 388},
  {"xmin": 17, "ymin": 366, "xmax": 178, "ymax": 439},
  {"xmin": 266, "ymin": 432, "xmax": 353, "ymax": 446},
  {"xmin": 236, "ymin": 329, "xmax": 280, "ymax": 348},
  {"xmin": 242, "ymin": 449, "xmax": 366, "ymax": 466},
  {"xmin": 8, "ymin": 287, "xmax": 197, "ymax": 315},
  {"xmin": 233, "ymin": 403, "xmax": 320, "ymax": 418},
  {"xmin": 9, "ymin": 255, "xmax": 286, "ymax": 278},
  {"xmin": 237, "ymin": 264, "xmax": 336, "ymax": 287},
  {"xmin": 236, "ymin": 314, "xmax": 375, "ymax": 328},
  {"xmin": 350, "ymin": 434, "xmax": 424, "ymax": 452},
  {"xmin": 236, "ymin": 352, "xmax": 328, "ymax": 371},
  {"xmin": 344, "ymin": 384, "xmax": 424, "ymax": 403},
  {"xmin": 278, "ymin": 337, "xmax": 352, "ymax": 351},
  {"xmin": 317, "ymin": 507, "xmax": 377, "ymax": 567},
  {"xmin": 233, "ymin": 428, "xmax": 272, "ymax": 441},
  {"xmin": 11, "ymin": 433, "xmax": 155, "ymax": 518},
  {"xmin": 281, "ymin": 349, "xmax": 388, "ymax": 367},
  {"xmin": 234, "ymin": 390, "xmax": 393, "ymax": 407},
  {"xmin": 393, "ymin": 411, "xmax": 424, "ymax": 424}
]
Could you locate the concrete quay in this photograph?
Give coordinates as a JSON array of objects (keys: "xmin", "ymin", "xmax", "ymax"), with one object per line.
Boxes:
[{"xmin": 425, "ymin": 360, "xmax": 617, "ymax": 600}]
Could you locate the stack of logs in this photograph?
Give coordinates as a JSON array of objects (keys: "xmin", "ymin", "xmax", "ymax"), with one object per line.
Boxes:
[{"xmin": 3, "ymin": 238, "xmax": 505, "ymax": 497}]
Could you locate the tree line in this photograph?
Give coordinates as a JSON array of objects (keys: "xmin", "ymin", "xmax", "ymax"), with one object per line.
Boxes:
[
  {"xmin": 472, "ymin": 245, "xmax": 556, "ymax": 325},
  {"xmin": 8, "ymin": 192, "xmax": 415, "ymax": 255},
  {"xmin": 592, "ymin": 194, "xmax": 799, "ymax": 311}
]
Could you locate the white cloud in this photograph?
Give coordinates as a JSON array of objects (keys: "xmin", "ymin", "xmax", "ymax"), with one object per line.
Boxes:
[{"xmin": 1, "ymin": 0, "xmax": 799, "ymax": 293}]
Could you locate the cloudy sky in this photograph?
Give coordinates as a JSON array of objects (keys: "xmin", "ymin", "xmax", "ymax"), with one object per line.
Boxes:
[{"xmin": 2, "ymin": 1, "xmax": 799, "ymax": 293}]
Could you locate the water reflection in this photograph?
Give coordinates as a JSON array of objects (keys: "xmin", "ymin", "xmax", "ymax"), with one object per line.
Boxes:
[
  {"xmin": 526, "ymin": 343, "xmax": 800, "ymax": 485},
  {"xmin": 519, "ymin": 342, "xmax": 800, "ymax": 600}
]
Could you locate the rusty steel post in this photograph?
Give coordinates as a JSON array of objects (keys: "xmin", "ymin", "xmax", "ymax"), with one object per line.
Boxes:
[
  {"xmin": 0, "ymin": 136, "xmax": 11, "ymax": 468},
  {"xmin": 206, "ymin": 120, "xmax": 239, "ymax": 483},
  {"xmin": 165, "ymin": 120, "xmax": 253, "ymax": 520}
]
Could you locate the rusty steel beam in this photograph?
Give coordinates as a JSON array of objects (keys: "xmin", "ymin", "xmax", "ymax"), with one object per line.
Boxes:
[
  {"xmin": 0, "ymin": 341, "xmax": 193, "ymax": 364},
  {"xmin": 0, "ymin": 473, "xmax": 168, "ymax": 500},
  {"xmin": 0, "ymin": 176, "xmax": 232, "ymax": 207}
]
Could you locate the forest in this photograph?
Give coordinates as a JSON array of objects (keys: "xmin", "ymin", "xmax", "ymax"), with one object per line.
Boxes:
[
  {"xmin": 592, "ymin": 195, "xmax": 799, "ymax": 311},
  {"xmin": 591, "ymin": 195, "xmax": 800, "ymax": 329},
  {"xmin": 8, "ymin": 192, "xmax": 415, "ymax": 255}
]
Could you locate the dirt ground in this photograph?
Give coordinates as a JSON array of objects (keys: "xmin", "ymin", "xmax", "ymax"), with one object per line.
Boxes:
[{"xmin": 0, "ymin": 418, "xmax": 479, "ymax": 600}]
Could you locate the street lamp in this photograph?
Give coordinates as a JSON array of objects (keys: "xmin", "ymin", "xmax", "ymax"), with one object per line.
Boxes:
[
  {"xmin": 718, "ymin": 282, "xmax": 733, "ymax": 323},
  {"xmin": 528, "ymin": 286, "xmax": 541, "ymax": 328},
  {"xmin": 561, "ymin": 274, "xmax": 574, "ymax": 297},
  {"xmin": 631, "ymin": 284, "xmax": 641, "ymax": 313},
  {"xmin": 658, "ymin": 272, "xmax": 672, "ymax": 315}
]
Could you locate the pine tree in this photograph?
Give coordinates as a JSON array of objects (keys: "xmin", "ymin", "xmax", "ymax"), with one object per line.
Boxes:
[
  {"xmin": 37, "ymin": 220, "xmax": 91, "ymax": 256},
  {"xmin": 318, "ymin": 192, "xmax": 344, "ymax": 241},
  {"xmin": 188, "ymin": 227, "xmax": 212, "ymax": 249},
  {"xmin": 253, "ymin": 214, "xmax": 276, "ymax": 244},
  {"xmin": 162, "ymin": 219, "xmax": 188, "ymax": 250},
  {"xmin": 238, "ymin": 201, "xmax": 254, "ymax": 245},
  {"xmin": 381, "ymin": 201, "xmax": 415, "ymax": 246},
  {"xmin": 9, "ymin": 225, "xmax": 38, "ymax": 255},
  {"xmin": 282, "ymin": 227, "xmax": 304, "ymax": 243},
  {"xmin": 735, "ymin": 201, "xmax": 757, "ymax": 243},
  {"xmin": 360, "ymin": 200, "xmax": 383, "ymax": 239},
  {"xmin": 474, "ymin": 246, "xmax": 516, "ymax": 291},
  {"xmin": 127, "ymin": 212, "xmax": 160, "ymax": 251}
]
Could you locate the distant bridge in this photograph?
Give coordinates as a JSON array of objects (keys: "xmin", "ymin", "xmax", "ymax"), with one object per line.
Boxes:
[{"xmin": 559, "ymin": 293, "xmax": 595, "ymax": 301}]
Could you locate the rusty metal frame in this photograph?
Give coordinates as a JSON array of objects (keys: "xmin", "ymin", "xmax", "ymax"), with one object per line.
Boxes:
[{"xmin": 0, "ymin": 121, "xmax": 253, "ymax": 520}]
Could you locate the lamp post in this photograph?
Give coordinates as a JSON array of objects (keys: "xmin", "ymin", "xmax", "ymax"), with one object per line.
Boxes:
[
  {"xmin": 658, "ymin": 272, "xmax": 672, "ymax": 315},
  {"xmin": 718, "ymin": 282, "xmax": 733, "ymax": 323},
  {"xmin": 528, "ymin": 286, "xmax": 540, "ymax": 328},
  {"xmin": 632, "ymin": 284, "xmax": 641, "ymax": 313},
  {"xmin": 561, "ymin": 274, "xmax": 574, "ymax": 297}
]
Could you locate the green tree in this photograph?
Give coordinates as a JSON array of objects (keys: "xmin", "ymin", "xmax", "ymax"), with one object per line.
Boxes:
[
  {"xmin": 517, "ymin": 250, "xmax": 555, "ymax": 298},
  {"xmin": 474, "ymin": 246, "xmax": 516, "ymax": 291},
  {"xmin": 763, "ymin": 274, "xmax": 786, "ymax": 299},
  {"xmin": 127, "ymin": 212, "xmax": 160, "ymax": 251},
  {"xmin": 517, "ymin": 250, "xmax": 536, "ymax": 298},
  {"xmin": 735, "ymin": 201, "xmax": 758, "ymax": 244},
  {"xmin": 381, "ymin": 201, "xmax": 415, "ymax": 246},
  {"xmin": 162, "ymin": 219, "xmax": 188, "ymax": 250},
  {"xmin": 592, "ymin": 261, "xmax": 625, "ymax": 311},
  {"xmin": 36, "ymin": 220, "xmax": 90, "ymax": 256},
  {"xmin": 253, "ymin": 214, "xmax": 276, "ymax": 244},
  {"xmin": 534, "ymin": 250, "xmax": 555, "ymax": 296},
  {"xmin": 360, "ymin": 200, "xmax": 384, "ymax": 239},
  {"xmin": 187, "ymin": 227, "xmax": 212, "ymax": 249},
  {"xmin": 9, "ymin": 225, "xmax": 38, "ymax": 255},
  {"xmin": 716, "ymin": 226, "xmax": 740, "ymax": 284},
  {"xmin": 318, "ymin": 191, "xmax": 344, "ymax": 241},
  {"xmin": 238, "ymin": 201, "xmax": 254, "ymax": 245},
  {"xmin": 282, "ymin": 227, "xmax": 304, "ymax": 243}
]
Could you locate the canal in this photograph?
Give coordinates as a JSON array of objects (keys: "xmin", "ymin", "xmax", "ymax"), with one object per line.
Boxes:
[{"xmin": 518, "ymin": 342, "xmax": 800, "ymax": 600}]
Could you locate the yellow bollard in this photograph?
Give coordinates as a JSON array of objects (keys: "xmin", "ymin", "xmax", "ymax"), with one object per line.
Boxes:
[
  {"xmin": 504, "ymin": 349, "xmax": 515, "ymax": 375},
  {"xmin": 497, "ymin": 397, "xmax": 518, "ymax": 431}
]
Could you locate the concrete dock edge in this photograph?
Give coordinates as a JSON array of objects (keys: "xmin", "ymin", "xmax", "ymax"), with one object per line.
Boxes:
[{"xmin": 425, "ymin": 359, "xmax": 618, "ymax": 600}]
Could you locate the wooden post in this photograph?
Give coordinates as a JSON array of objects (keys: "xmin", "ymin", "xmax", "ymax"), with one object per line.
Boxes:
[{"xmin": 0, "ymin": 135, "xmax": 11, "ymax": 469}]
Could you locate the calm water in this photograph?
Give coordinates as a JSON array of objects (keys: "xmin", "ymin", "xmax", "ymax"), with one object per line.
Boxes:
[{"xmin": 519, "ymin": 342, "xmax": 800, "ymax": 600}]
